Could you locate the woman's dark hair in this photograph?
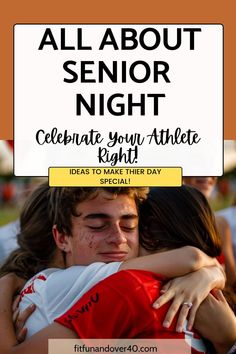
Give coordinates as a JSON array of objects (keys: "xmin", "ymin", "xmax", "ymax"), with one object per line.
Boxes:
[
  {"xmin": 0, "ymin": 183, "xmax": 55, "ymax": 279},
  {"xmin": 139, "ymin": 185, "xmax": 222, "ymax": 257}
]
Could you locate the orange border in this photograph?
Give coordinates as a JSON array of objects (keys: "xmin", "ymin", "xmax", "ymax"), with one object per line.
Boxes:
[{"xmin": 0, "ymin": 0, "xmax": 234, "ymax": 139}]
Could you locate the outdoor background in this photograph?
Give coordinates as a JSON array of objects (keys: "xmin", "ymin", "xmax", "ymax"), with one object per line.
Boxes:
[{"xmin": 1, "ymin": 140, "xmax": 236, "ymax": 226}]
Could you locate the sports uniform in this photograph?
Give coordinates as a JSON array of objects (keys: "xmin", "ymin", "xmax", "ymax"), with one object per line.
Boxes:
[
  {"xmin": 19, "ymin": 262, "xmax": 121, "ymax": 338},
  {"xmin": 56, "ymin": 270, "xmax": 208, "ymax": 353}
]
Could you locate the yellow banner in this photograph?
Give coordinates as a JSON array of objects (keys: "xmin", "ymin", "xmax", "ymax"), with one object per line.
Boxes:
[{"xmin": 49, "ymin": 167, "xmax": 182, "ymax": 187}]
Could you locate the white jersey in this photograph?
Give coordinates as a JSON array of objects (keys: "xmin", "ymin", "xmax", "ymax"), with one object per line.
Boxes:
[{"xmin": 19, "ymin": 262, "xmax": 121, "ymax": 337}]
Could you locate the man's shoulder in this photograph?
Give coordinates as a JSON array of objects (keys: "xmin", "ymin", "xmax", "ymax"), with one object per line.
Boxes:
[
  {"xmin": 44, "ymin": 262, "xmax": 122, "ymax": 298},
  {"xmin": 21, "ymin": 268, "xmax": 59, "ymax": 292}
]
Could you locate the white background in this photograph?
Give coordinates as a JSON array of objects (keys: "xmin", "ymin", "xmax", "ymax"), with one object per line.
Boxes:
[{"xmin": 14, "ymin": 24, "xmax": 223, "ymax": 176}]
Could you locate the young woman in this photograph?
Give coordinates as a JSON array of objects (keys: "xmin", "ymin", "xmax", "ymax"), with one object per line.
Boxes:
[{"xmin": 0, "ymin": 185, "xmax": 226, "ymax": 354}]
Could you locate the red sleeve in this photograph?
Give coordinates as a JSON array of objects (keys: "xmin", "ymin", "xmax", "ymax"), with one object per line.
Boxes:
[
  {"xmin": 55, "ymin": 270, "xmax": 207, "ymax": 353},
  {"xmin": 55, "ymin": 270, "xmax": 162, "ymax": 338},
  {"xmin": 55, "ymin": 271, "xmax": 139, "ymax": 338}
]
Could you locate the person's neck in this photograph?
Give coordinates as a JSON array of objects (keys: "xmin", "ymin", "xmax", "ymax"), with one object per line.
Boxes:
[{"xmin": 48, "ymin": 249, "xmax": 66, "ymax": 269}]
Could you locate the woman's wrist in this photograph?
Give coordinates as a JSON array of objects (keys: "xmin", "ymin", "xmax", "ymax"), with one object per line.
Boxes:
[
  {"xmin": 212, "ymin": 266, "xmax": 225, "ymax": 290},
  {"xmin": 202, "ymin": 265, "xmax": 225, "ymax": 290},
  {"xmin": 189, "ymin": 248, "xmax": 216, "ymax": 271}
]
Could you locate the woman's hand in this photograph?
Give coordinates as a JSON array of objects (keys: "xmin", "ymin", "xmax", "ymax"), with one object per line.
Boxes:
[
  {"xmin": 12, "ymin": 295, "xmax": 36, "ymax": 343},
  {"xmin": 152, "ymin": 265, "xmax": 225, "ymax": 332},
  {"xmin": 0, "ymin": 273, "xmax": 34, "ymax": 344},
  {"xmin": 0, "ymin": 273, "xmax": 28, "ymax": 350}
]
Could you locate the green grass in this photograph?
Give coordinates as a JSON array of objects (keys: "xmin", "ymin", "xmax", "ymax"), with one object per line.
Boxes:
[{"xmin": 0, "ymin": 207, "xmax": 20, "ymax": 226}]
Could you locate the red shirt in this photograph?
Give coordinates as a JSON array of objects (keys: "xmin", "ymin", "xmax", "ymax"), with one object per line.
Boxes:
[{"xmin": 56, "ymin": 270, "xmax": 208, "ymax": 353}]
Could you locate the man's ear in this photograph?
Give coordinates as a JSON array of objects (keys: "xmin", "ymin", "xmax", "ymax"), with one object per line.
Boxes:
[{"xmin": 52, "ymin": 225, "xmax": 71, "ymax": 252}]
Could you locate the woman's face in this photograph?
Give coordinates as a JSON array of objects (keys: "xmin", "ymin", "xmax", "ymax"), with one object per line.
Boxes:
[{"xmin": 183, "ymin": 177, "xmax": 217, "ymax": 199}]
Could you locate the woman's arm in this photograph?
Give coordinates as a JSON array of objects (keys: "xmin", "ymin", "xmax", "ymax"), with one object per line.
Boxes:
[
  {"xmin": 2, "ymin": 289, "xmax": 236, "ymax": 354},
  {"xmin": 0, "ymin": 267, "xmax": 226, "ymax": 354},
  {"xmin": 152, "ymin": 265, "xmax": 225, "ymax": 332},
  {"xmin": 0, "ymin": 273, "xmax": 67, "ymax": 354},
  {"xmin": 120, "ymin": 246, "xmax": 219, "ymax": 277},
  {"xmin": 194, "ymin": 290, "xmax": 236, "ymax": 354},
  {"xmin": 0, "ymin": 321, "xmax": 75, "ymax": 354},
  {"xmin": 10, "ymin": 289, "xmax": 236, "ymax": 354},
  {"xmin": 0, "ymin": 246, "xmax": 222, "ymax": 354},
  {"xmin": 0, "ymin": 274, "xmax": 24, "ymax": 354}
]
